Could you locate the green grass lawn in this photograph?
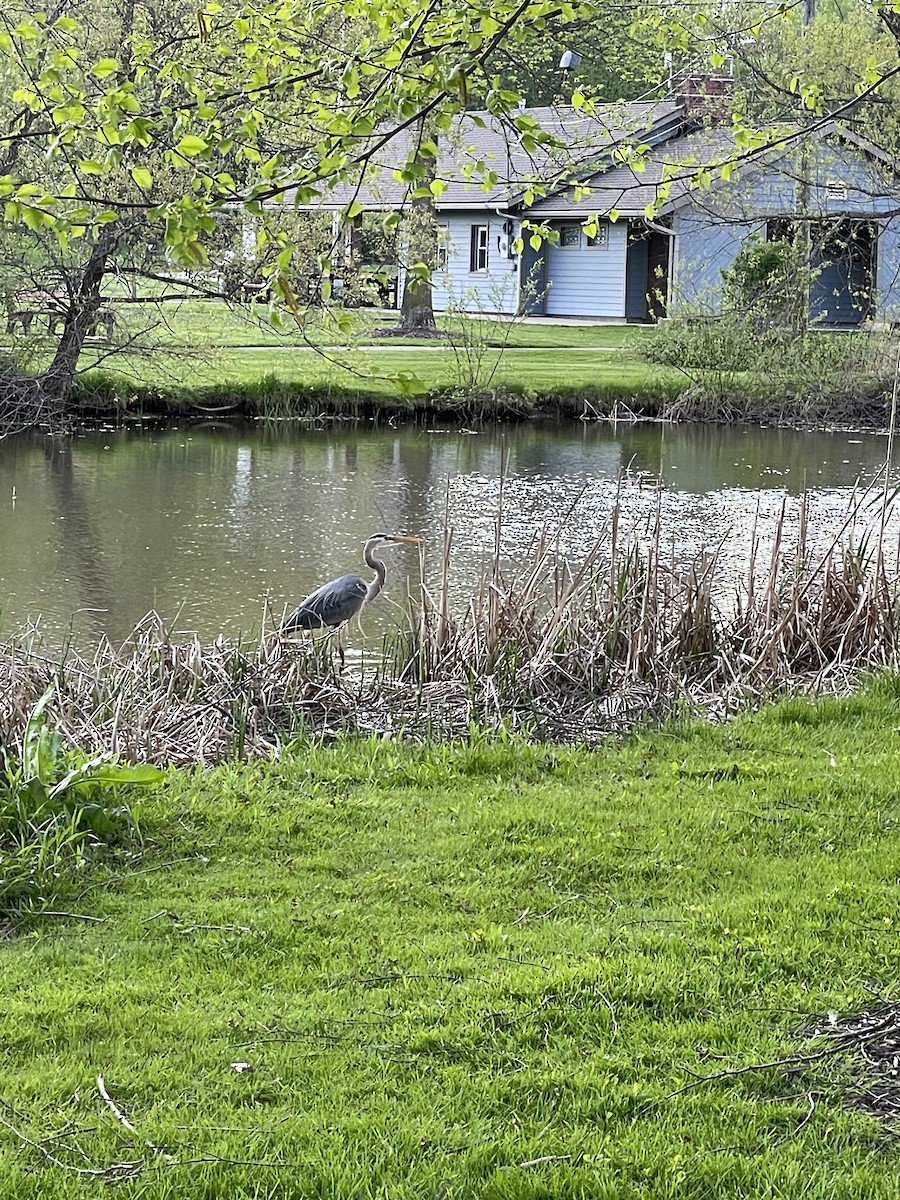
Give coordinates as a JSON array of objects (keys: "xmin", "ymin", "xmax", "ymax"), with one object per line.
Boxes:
[
  {"xmin": 74, "ymin": 302, "xmax": 681, "ymax": 405},
  {"xmin": 69, "ymin": 300, "xmax": 680, "ymax": 409},
  {"xmin": 4, "ymin": 682, "xmax": 900, "ymax": 1197},
  {"xmin": 90, "ymin": 344, "xmax": 681, "ymax": 401},
  {"xmin": 102, "ymin": 298, "xmax": 645, "ymax": 350}
]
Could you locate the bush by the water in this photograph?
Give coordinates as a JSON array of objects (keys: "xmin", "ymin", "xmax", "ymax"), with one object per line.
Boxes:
[
  {"xmin": 637, "ymin": 234, "xmax": 896, "ymax": 421},
  {"xmin": 638, "ymin": 316, "xmax": 894, "ymax": 421}
]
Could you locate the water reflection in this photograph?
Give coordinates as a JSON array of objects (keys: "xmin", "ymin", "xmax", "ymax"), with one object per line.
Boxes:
[{"xmin": 0, "ymin": 420, "xmax": 895, "ymax": 648}]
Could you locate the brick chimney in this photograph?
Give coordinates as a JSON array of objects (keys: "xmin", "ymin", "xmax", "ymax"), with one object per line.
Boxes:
[{"xmin": 674, "ymin": 73, "xmax": 734, "ymax": 124}]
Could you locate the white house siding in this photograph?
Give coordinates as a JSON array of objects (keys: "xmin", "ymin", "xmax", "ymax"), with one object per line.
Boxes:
[
  {"xmin": 543, "ymin": 220, "xmax": 627, "ymax": 317},
  {"xmin": 432, "ymin": 214, "xmax": 520, "ymax": 314}
]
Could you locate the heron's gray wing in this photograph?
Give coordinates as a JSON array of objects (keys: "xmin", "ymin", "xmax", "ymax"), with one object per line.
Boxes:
[{"xmin": 281, "ymin": 574, "xmax": 368, "ymax": 631}]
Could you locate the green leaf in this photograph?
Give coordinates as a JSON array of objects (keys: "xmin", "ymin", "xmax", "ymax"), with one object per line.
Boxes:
[
  {"xmin": 391, "ymin": 371, "xmax": 426, "ymax": 395},
  {"xmin": 22, "ymin": 206, "xmax": 55, "ymax": 230},
  {"xmin": 176, "ymin": 135, "xmax": 209, "ymax": 158},
  {"xmin": 131, "ymin": 166, "xmax": 152, "ymax": 188},
  {"xmin": 21, "ymin": 688, "xmax": 57, "ymax": 782},
  {"xmin": 92, "ymin": 58, "xmax": 119, "ymax": 79},
  {"xmin": 48, "ymin": 762, "xmax": 165, "ymax": 799}
]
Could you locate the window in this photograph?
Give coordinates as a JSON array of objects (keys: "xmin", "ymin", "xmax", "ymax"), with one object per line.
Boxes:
[
  {"xmin": 826, "ymin": 180, "xmax": 848, "ymax": 204},
  {"xmin": 469, "ymin": 224, "xmax": 489, "ymax": 272},
  {"xmin": 436, "ymin": 225, "xmax": 449, "ymax": 271},
  {"xmin": 767, "ymin": 218, "xmax": 795, "ymax": 244},
  {"xmin": 587, "ymin": 224, "xmax": 609, "ymax": 250},
  {"xmin": 559, "ymin": 223, "xmax": 581, "ymax": 249}
]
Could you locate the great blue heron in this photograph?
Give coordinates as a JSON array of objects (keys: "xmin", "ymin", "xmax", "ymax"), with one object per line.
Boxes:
[{"xmin": 280, "ymin": 533, "xmax": 422, "ymax": 635}]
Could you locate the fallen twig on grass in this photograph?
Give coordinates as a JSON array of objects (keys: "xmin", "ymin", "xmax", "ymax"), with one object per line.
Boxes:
[
  {"xmin": 97, "ymin": 1075, "xmax": 136, "ymax": 1134},
  {"xmin": 0, "ymin": 1109, "xmax": 142, "ymax": 1180},
  {"xmin": 29, "ymin": 911, "xmax": 108, "ymax": 922},
  {"xmin": 772, "ymin": 1090, "xmax": 819, "ymax": 1145},
  {"xmin": 646, "ymin": 1046, "xmax": 843, "ymax": 1110}
]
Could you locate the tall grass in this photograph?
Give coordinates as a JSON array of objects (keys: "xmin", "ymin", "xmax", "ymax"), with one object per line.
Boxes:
[
  {"xmin": 393, "ymin": 491, "xmax": 900, "ymax": 733},
  {"xmin": 2, "ymin": 492, "xmax": 899, "ymax": 763}
]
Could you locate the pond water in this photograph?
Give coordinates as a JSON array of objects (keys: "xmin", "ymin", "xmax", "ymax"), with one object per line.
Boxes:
[{"xmin": 0, "ymin": 420, "xmax": 897, "ymax": 649}]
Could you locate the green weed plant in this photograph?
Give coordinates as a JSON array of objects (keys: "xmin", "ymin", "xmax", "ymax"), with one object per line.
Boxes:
[{"xmin": 0, "ymin": 689, "xmax": 162, "ymax": 915}]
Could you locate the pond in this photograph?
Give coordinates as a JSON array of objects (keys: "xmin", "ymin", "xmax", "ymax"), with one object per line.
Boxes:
[{"xmin": 0, "ymin": 420, "xmax": 896, "ymax": 649}]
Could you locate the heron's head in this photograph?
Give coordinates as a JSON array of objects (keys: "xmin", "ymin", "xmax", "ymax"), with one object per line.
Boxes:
[{"xmin": 365, "ymin": 533, "xmax": 422, "ymax": 549}]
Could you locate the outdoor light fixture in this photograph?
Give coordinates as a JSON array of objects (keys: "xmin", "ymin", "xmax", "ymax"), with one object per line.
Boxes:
[{"xmin": 558, "ymin": 49, "xmax": 583, "ymax": 70}]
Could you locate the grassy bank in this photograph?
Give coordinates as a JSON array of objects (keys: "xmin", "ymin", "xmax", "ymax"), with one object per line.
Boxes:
[
  {"xmin": 4, "ymin": 682, "xmax": 900, "ymax": 1196},
  {"xmin": 9, "ymin": 298, "xmax": 892, "ymax": 425},
  {"xmin": 72, "ymin": 346, "xmax": 683, "ymax": 422},
  {"xmin": 67, "ymin": 301, "xmax": 683, "ymax": 422}
]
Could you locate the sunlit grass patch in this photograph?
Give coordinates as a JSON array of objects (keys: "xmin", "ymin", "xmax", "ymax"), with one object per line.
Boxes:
[{"xmin": 2, "ymin": 690, "xmax": 900, "ymax": 1195}]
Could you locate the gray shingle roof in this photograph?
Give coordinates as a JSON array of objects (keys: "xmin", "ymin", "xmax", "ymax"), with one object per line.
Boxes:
[
  {"xmin": 523, "ymin": 128, "xmax": 736, "ymax": 218},
  {"xmin": 292, "ymin": 101, "xmax": 685, "ymax": 212},
  {"xmin": 523, "ymin": 120, "xmax": 900, "ymax": 220},
  {"xmin": 292, "ymin": 112, "xmax": 899, "ymax": 221}
]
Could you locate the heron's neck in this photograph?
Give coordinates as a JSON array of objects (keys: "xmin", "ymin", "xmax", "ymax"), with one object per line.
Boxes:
[{"xmin": 363, "ymin": 540, "xmax": 387, "ymax": 601}]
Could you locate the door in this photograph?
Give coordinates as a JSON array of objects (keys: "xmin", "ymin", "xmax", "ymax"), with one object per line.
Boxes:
[
  {"xmin": 625, "ymin": 223, "xmax": 669, "ymax": 323},
  {"xmin": 809, "ymin": 221, "xmax": 875, "ymax": 326}
]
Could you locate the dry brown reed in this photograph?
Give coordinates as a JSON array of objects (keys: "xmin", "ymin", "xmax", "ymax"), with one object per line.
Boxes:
[
  {"xmin": 1, "ymin": 493, "xmax": 899, "ymax": 765},
  {"xmin": 394, "ymin": 490, "xmax": 900, "ymax": 736},
  {"xmin": 0, "ymin": 619, "xmax": 362, "ymax": 767}
]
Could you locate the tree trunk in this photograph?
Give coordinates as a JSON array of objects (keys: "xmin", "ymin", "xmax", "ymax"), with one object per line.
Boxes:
[
  {"xmin": 397, "ymin": 206, "xmax": 438, "ymax": 331},
  {"xmin": 41, "ymin": 228, "xmax": 117, "ymax": 410},
  {"xmin": 395, "ymin": 123, "xmax": 439, "ymax": 333},
  {"xmin": 398, "ymin": 285, "xmax": 437, "ymax": 331}
]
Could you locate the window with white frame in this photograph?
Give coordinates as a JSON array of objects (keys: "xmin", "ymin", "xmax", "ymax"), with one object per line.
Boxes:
[
  {"xmin": 469, "ymin": 224, "xmax": 489, "ymax": 272},
  {"xmin": 436, "ymin": 225, "xmax": 449, "ymax": 271},
  {"xmin": 587, "ymin": 224, "xmax": 609, "ymax": 249},
  {"xmin": 558, "ymin": 223, "xmax": 581, "ymax": 248},
  {"xmin": 826, "ymin": 180, "xmax": 848, "ymax": 204}
]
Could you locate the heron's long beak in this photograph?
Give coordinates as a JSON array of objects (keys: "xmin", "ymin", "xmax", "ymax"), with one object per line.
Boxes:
[{"xmin": 392, "ymin": 535, "xmax": 423, "ymax": 544}]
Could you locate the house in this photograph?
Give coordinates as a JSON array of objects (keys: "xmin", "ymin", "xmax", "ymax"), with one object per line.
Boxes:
[{"xmin": 294, "ymin": 85, "xmax": 900, "ymax": 327}]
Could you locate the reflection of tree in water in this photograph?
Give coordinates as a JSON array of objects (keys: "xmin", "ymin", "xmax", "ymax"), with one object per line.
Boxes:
[{"xmin": 43, "ymin": 436, "xmax": 113, "ymax": 629}]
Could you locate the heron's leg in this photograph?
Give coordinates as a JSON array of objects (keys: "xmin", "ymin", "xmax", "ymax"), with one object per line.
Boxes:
[{"xmin": 336, "ymin": 623, "xmax": 347, "ymax": 668}]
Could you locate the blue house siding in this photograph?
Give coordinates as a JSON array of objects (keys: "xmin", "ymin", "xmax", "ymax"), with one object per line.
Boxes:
[
  {"xmin": 804, "ymin": 142, "xmax": 899, "ymax": 218},
  {"xmin": 432, "ymin": 214, "xmax": 520, "ymax": 314},
  {"xmin": 425, "ymin": 133, "xmax": 900, "ymax": 323},
  {"xmin": 543, "ymin": 220, "xmax": 626, "ymax": 317},
  {"xmin": 671, "ymin": 212, "xmax": 763, "ymax": 311},
  {"xmin": 878, "ymin": 222, "xmax": 900, "ymax": 322},
  {"xmin": 664, "ymin": 140, "xmax": 900, "ymax": 323}
]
